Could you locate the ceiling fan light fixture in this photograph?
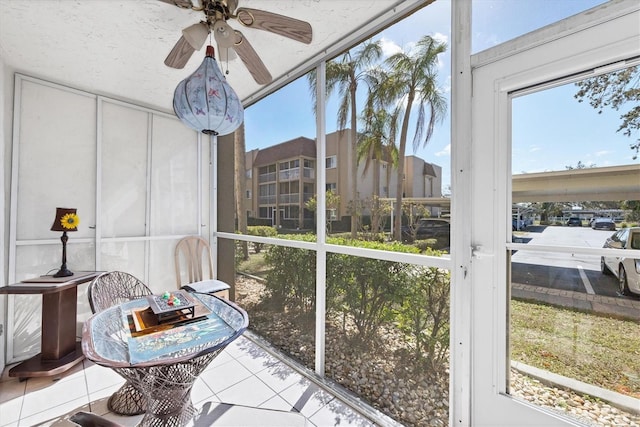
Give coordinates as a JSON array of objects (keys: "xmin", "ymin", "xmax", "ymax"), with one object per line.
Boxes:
[
  {"xmin": 173, "ymin": 45, "xmax": 244, "ymax": 136},
  {"xmin": 182, "ymin": 22, "xmax": 209, "ymax": 50}
]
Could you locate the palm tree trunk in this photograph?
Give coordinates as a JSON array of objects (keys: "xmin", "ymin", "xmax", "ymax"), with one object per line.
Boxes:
[
  {"xmin": 394, "ymin": 154, "xmax": 405, "ymax": 241},
  {"xmin": 234, "ymin": 123, "xmax": 248, "ymax": 260},
  {"xmin": 350, "ymin": 85, "xmax": 359, "ymax": 238},
  {"xmin": 394, "ymin": 96, "xmax": 414, "ymax": 241},
  {"xmin": 372, "ymin": 157, "xmax": 380, "ymax": 232}
]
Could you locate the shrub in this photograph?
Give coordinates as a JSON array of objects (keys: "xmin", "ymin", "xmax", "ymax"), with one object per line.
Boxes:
[
  {"xmin": 235, "ymin": 240, "xmax": 246, "ymax": 267},
  {"xmin": 413, "ymin": 238, "xmax": 438, "ymax": 252},
  {"xmin": 328, "ymin": 253, "xmax": 412, "ymax": 343},
  {"xmin": 396, "ymin": 265, "xmax": 450, "ymax": 376},
  {"xmin": 327, "ymin": 239, "xmax": 421, "ymax": 342},
  {"xmin": 261, "ymin": 234, "xmax": 451, "ymax": 373},
  {"xmin": 247, "ymin": 226, "xmax": 278, "ymax": 253},
  {"xmin": 329, "ymin": 232, "xmax": 387, "ymax": 242},
  {"xmin": 263, "ymin": 234, "xmax": 316, "ymax": 312}
]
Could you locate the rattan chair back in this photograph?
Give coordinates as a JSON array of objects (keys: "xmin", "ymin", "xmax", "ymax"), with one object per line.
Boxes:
[{"xmin": 88, "ymin": 271, "xmax": 153, "ymax": 314}]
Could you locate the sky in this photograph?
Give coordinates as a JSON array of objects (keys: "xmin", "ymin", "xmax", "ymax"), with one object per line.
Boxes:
[{"xmin": 244, "ymin": 0, "xmax": 637, "ymax": 194}]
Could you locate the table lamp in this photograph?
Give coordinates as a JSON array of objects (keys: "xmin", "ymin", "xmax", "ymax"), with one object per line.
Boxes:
[{"xmin": 50, "ymin": 207, "xmax": 79, "ymax": 278}]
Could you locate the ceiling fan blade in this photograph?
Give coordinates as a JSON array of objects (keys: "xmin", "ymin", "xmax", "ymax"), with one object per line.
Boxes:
[
  {"xmin": 235, "ymin": 8, "xmax": 312, "ymax": 44},
  {"xmin": 164, "ymin": 36, "xmax": 196, "ymax": 69},
  {"xmin": 232, "ymin": 30, "xmax": 272, "ymax": 85},
  {"xmin": 157, "ymin": 0, "xmax": 194, "ymax": 9}
]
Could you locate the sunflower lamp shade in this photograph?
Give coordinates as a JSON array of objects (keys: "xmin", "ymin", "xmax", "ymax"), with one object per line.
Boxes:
[
  {"xmin": 173, "ymin": 45, "xmax": 244, "ymax": 136},
  {"xmin": 50, "ymin": 208, "xmax": 79, "ymax": 278}
]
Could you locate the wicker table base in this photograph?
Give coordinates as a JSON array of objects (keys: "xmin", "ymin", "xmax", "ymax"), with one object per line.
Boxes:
[
  {"xmin": 113, "ymin": 351, "xmax": 219, "ymax": 426},
  {"xmin": 83, "ymin": 293, "xmax": 248, "ymax": 427},
  {"xmin": 107, "ymin": 382, "xmax": 146, "ymax": 416}
]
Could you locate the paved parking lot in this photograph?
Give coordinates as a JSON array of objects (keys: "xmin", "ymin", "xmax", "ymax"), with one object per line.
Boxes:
[{"xmin": 510, "ymin": 225, "xmax": 640, "ymax": 319}]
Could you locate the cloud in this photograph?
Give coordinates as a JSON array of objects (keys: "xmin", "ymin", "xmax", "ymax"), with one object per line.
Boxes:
[
  {"xmin": 432, "ymin": 32, "xmax": 448, "ymax": 45},
  {"xmin": 441, "ymin": 75, "xmax": 451, "ymax": 94},
  {"xmin": 379, "ymin": 37, "xmax": 402, "ymax": 57},
  {"xmin": 435, "ymin": 144, "xmax": 450, "ymax": 157},
  {"xmin": 529, "ymin": 145, "xmax": 541, "ymax": 153},
  {"xmin": 595, "ymin": 150, "xmax": 612, "ymax": 156}
]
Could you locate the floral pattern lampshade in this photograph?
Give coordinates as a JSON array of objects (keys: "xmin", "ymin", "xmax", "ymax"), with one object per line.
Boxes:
[{"xmin": 173, "ymin": 45, "xmax": 244, "ymax": 136}]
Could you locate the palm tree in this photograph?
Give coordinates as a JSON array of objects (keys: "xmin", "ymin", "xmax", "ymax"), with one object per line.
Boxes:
[
  {"xmin": 234, "ymin": 123, "xmax": 248, "ymax": 260},
  {"xmin": 358, "ymin": 107, "xmax": 396, "ymax": 233},
  {"xmin": 368, "ymin": 35, "xmax": 447, "ymax": 241},
  {"xmin": 309, "ymin": 40, "xmax": 382, "ymax": 238}
]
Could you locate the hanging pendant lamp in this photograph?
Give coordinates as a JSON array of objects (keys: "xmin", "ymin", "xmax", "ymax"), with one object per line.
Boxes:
[{"xmin": 173, "ymin": 45, "xmax": 244, "ymax": 135}]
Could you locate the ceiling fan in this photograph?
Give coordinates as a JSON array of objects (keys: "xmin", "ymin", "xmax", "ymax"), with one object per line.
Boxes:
[{"xmin": 159, "ymin": 0, "xmax": 313, "ymax": 85}]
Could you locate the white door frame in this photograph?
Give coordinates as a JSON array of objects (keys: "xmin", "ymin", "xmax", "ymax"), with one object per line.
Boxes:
[{"xmin": 469, "ymin": 3, "xmax": 639, "ymax": 425}]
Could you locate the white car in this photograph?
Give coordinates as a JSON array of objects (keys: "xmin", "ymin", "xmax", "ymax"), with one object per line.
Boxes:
[{"xmin": 601, "ymin": 227, "xmax": 640, "ymax": 296}]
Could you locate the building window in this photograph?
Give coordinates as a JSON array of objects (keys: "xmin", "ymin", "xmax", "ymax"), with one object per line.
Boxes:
[
  {"xmin": 279, "ymin": 159, "xmax": 299, "ymax": 170},
  {"xmin": 326, "ymin": 155, "xmax": 337, "ymax": 169},
  {"xmin": 304, "ymin": 159, "xmax": 315, "ymax": 179},
  {"xmin": 326, "ymin": 183, "xmax": 337, "ymax": 192},
  {"xmin": 303, "ymin": 183, "xmax": 315, "ymax": 203},
  {"xmin": 258, "ymin": 164, "xmax": 276, "ymax": 183},
  {"xmin": 279, "ymin": 181, "xmax": 300, "ymax": 204},
  {"xmin": 245, "ymin": 169, "xmax": 252, "ymax": 179},
  {"xmin": 258, "ymin": 207, "xmax": 272, "ymax": 218},
  {"xmin": 259, "ymin": 183, "xmax": 276, "ymax": 204},
  {"xmin": 282, "ymin": 205, "xmax": 300, "ymax": 219},
  {"xmin": 327, "ymin": 209, "xmax": 337, "ymax": 220},
  {"xmin": 246, "ymin": 190, "xmax": 251, "ymax": 199},
  {"xmin": 279, "ymin": 159, "xmax": 300, "ymax": 181}
]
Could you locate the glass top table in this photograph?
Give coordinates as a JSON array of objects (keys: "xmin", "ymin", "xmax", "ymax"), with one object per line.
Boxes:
[{"xmin": 82, "ymin": 292, "xmax": 248, "ymax": 426}]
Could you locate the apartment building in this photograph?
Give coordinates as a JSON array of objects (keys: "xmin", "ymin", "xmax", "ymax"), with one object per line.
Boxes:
[{"xmin": 244, "ymin": 130, "xmax": 442, "ymax": 229}]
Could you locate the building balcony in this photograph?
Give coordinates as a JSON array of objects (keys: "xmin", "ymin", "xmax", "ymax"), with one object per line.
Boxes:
[
  {"xmin": 279, "ymin": 193, "xmax": 300, "ymax": 204},
  {"xmin": 258, "ymin": 196, "xmax": 277, "ymax": 205},
  {"xmin": 258, "ymin": 173, "xmax": 277, "ymax": 183},
  {"xmin": 303, "ymin": 168, "xmax": 314, "ymax": 179},
  {"xmin": 279, "ymin": 169, "xmax": 300, "ymax": 181}
]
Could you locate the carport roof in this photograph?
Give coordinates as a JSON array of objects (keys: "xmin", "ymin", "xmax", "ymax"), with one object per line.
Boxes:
[{"xmin": 512, "ymin": 164, "xmax": 640, "ymax": 203}]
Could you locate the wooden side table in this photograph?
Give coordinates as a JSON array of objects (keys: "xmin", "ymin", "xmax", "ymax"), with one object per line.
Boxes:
[{"xmin": 0, "ymin": 271, "xmax": 101, "ymax": 379}]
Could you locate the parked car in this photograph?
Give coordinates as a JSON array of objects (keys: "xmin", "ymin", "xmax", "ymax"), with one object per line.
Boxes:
[
  {"xmin": 566, "ymin": 217, "xmax": 582, "ymax": 227},
  {"xmin": 601, "ymin": 227, "xmax": 640, "ymax": 296},
  {"xmin": 401, "ymin": 218, "xmax": 450, "ymax": 242},
  {"xmin": 512, "ymin": 215, "xmax": 526, "ymax": 231},
  {"xmin": 591, "ymin": 217, "xmax": 616, "ymax": 231}
]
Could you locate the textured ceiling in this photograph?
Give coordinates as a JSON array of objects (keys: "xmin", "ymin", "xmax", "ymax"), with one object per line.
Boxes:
[{"xmin": 0, "ymin": 0, "xmax": 429, "ymax": 113}]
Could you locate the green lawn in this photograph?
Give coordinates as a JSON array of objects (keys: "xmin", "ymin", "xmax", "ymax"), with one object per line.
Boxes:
[
  {"xmin": 511, "ymin": 299, "xmax": 640, "ymax": 398},
  {"xmin": 237, "ymin": 251, "xmax": 270, "ymax": 278}
]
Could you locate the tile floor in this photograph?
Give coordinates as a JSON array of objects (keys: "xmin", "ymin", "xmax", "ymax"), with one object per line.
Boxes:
[{"xmin": 0, "ymin": 335, "xmax": 377, "ymax": 427}]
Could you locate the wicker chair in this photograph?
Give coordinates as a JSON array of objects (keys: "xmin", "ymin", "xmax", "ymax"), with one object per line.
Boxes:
[
  {"xmin": 87, "ymin": 271, "xmax": 153, "ymax": 415},
  {"xmin": 174, "ymin": 236, "xmax": 230, "ymax": 298}
]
